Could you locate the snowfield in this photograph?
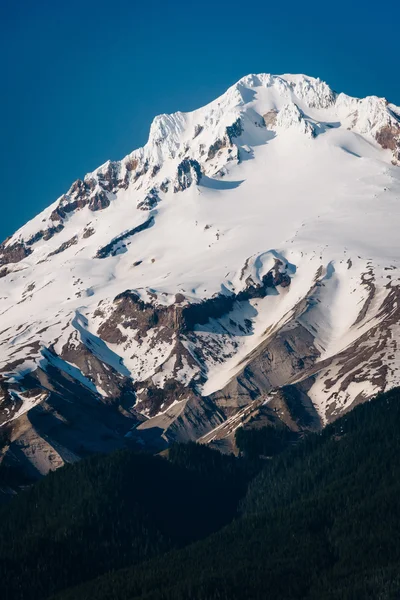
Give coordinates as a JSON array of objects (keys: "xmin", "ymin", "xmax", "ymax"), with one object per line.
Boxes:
[{"xmin": 1, "ymin": 73, "xmax": 400, "ymax": 464}]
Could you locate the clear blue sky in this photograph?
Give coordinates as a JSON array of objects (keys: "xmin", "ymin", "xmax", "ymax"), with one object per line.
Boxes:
[{"xmin": 1, "ymin": 0, "xmax": 399, "ymax": 242}]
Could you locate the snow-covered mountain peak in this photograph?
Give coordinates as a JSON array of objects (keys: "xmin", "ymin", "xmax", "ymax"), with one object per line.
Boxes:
[
  {"xmin": 43, "ymin": 73, "xmax": 398, "ymax": 211},
  {"xmin": 1, "ymin": 73, "xmax": 400, "ymax": 474},
  {"xmin": 233, "ymin": 72, "xmax": 335, "ymax": 109},
  {"xmin": 280, "ymin": 74, "xmax": 336, "ymax": 108}
]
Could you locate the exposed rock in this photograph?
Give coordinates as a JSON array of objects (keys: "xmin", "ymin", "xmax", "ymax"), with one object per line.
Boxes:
[
  {"xmin": 207, "ymin": 120, "xmax": 242, "ymax": 161},
  {"xmin": 26, "ymin": 224, "xmax": 65, "ymax": 247},
  {"xmin": 0, "ymin": 364, "xmax": 143, "ymax": 484},
  {"xmin": 98, "ymin": 261, "xmax": 291, "ymax": 349},
  {"xmin": 135, "ymin": 379, "xmax": 191, "ymax": 418},
  {"xmin": 375, "ymin": 125, "xmax": 400, "ymax": 161},
  {"xmin": 94, "ymin": 265, "xmax": 292, "ymax": 420},
  {"xmin": 49, "ymin": 205, "xmax": 66, "ymax": 222},
  {"xmin": 70, "ymin": 178, "xmax": 94, "ymax": 196},
  {"xmin": 137, "ymin": 188, "xmax": 160, "ymax": 211},
  {"xmin": 263, "ymin": 110, "xmax": 278, "ymax": 127},
  {"xmin": 226, "ymin": 118, "xmax": 243, "ymax": 142},
  {"xmin": 207, "ymin": 138, "xmax": 227, "ymax": 160},
  {"xmin": 0, "ymin": 240, "xmax": 32, "ymax": 267},
  {"xmin": 173, "ymin": 159, "xmax": 202, "ymax": 192},
  {"xmin": 26, "ymin": 230, "xmax": 45, "ymax": 245},
  {"xmin": 24, "ymin": 282, "xmax": 35, "ymax": 294},
  {"xmin": 59, "ymin": 338, "xmax": 136, "ymax": 410},
  {"xmin": 44, "ymin": 224, "xmax": 64, "ymax": 242},
  {"xmin": 160, "ymin": 179, "xmax": 169, "ymax": 193},
  {"xmin": 88, "ymin": 189, "xmax": 110, "ymax": 211},
  {"xmin": 96, "ymin": 162, "xmax": 119, "ymax": 191},
  {"xmin": 50, "ymin": 198, "xmax": 84, "ymax": 222},
  {"xmin": 151, "ymin": 164, "xmax": 161, "ymax": 177},
  {"xmin": 193, "ymin": 124, "xmax": 203, "ymax": 139},
  {"xmin": 0, "ymin": 378, "xmax": 23, "ymax": 425},
  {"xmin": 133, "ymin": 160, "xmax": 150, "ymax": 182},
  {"xmin": 125, "ymin": 158, "xmax": 139, "ymax": 172},
  {"xmin": 95, "ymin": 216, "xmax": 154, "ymax": 259},
  {"xmin": 97, "ymin": 290, "xmax": 181, "ymax": 343},
  {"xmin": 210, "ymin": 320, "xmax": 320, "ymax": 417},
  {"xmin": 82, "ymin": 226, "xmax": 95, "ymax": 239},
  {"xmin": 49, "ymin": 179, "xmax": 110, "ymax": 223},
  {"xmin": 200, "ymin": 383, "xmax": 320, "ymax": 454},
  {"xmin": 47, "ymin": 235, "xmax": 79, "ymax": 258}
]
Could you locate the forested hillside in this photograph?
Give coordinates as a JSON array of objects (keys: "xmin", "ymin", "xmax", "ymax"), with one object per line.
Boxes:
[
  {"xmin": 0, "ymin": 444, "xmax": 254, "ymax": 600},
  {"xmin": 2, "ymin": 389, "xmax": 400, "ymax": 600}
]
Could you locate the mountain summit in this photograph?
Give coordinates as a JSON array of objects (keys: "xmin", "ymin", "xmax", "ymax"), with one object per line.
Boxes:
[{"xmin": 1, "ymin": 73, "xmax": 400, "ymax": 477}]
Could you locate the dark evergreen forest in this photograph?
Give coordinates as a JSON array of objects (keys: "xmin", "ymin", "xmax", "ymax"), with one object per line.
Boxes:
[{"xmin": 1, "ymin": 388, "xmax": 400, "ymax": 600}]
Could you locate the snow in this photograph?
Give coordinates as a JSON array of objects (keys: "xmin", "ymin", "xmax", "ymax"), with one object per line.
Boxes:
[
  {"xmin": 1, "ymin": 72, "xmax": 400, "ymax": 423},
  {"xmin": 5, "ymin": 390, "xmax": 47, "ymax": 424}
]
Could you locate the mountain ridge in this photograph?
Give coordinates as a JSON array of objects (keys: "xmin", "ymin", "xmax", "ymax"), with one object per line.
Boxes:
[{"xmin": 1, "ymin": 72, "xmax": 400, "ymax": 480}]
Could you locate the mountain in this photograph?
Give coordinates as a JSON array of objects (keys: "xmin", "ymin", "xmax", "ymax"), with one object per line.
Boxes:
[{"xmin": 1, "ymin": 73, "xmax": 400, "ymax": 481}]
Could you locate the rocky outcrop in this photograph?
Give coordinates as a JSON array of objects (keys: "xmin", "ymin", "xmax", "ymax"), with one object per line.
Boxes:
[
  {"xmin": 226, "ymin": 118, "xmax": 243, "ymax": 142},
  {"xmin": 98, "ymin": 260, "xmax": 291, "ymax": 343},
  {"xmin": 95, "ymin": 216, "xmax": 154, "ymax": 259},
  {"xmin": 199, "ymin": 384, "xmax": 320, "ymax": 454},
  {"xmin": 0, "ymin": 364, "xmax": 143, "ymax": 489},
  {"xmin": 174, "ymin": 159, "xmax": 202, "ymax": 192},
  {"xmin": 59, "ymin": 339, "xmax": 136, "ymax": 411},
  {"xmin": 135, "ymin": 378, "xmax": 193, "ymax": 418},
  {"xmin": 0, "ymin": 240, "xmax": 32, "ymax": 267},
  {"xmin": 47, "ymin": 235, "xmax": 78, "ymax": 257},
  {"xmin": 92, "ymin": 261, "xmax": 293, "ymax": 418},
  {"xmin": 97, "ymin": 290, "xmax": 183, "ymax": 343},
  {"xmin": 49, "ymin": 178, "xmax": 111, "ymax": 223},
  {"xmin": 193, "ymin": 124, "xmax": 203, "ymax": 139},
  {"xmin": 96, "ymin": 161, "xmax": 120, "ymax": 191},
  {"xmin": 206, "ymin": 119, "xmax": 242, "ymax": 161},
  {"xmin": 82, "ymin": 226, "xmax": 95, "ymax": 239},
  {"xmin": 207, "ymin": 138, "xmax": 227, "ymax": 160},
  {"xmin": 210, "ymin": 320, "xmax": 319, "ymax": 416},
  {"xmin": 27, "ymin": 224, "xmax": 65, "ymax": 246},
  {"xmin": 137, "ymin": 188, "xmax": 160, "ymax": 211},
  {"xmin": 6, "ymin": 151, "xmax": 160, "ymax": 256},
  {"xmin": 0, "ymin": 377, "xmax": 23, "ymax": 425},
  {"xmin": 376, "ymin": 124, "xmax": 400, "ymax": 162},
  {"xmin": 151, "ymin": 164, "xmax": 160, "ymax": 177},
  {"xmin": 88, "ymin": 189, "xmax": 110, "ymax": 211},
  {"xmin": 160, "ymin": 179, "xmax": 169, "ymax": 193},
  {"xmin": 263, "ymin": 110, "xmax": 278, "ymax": 127}
]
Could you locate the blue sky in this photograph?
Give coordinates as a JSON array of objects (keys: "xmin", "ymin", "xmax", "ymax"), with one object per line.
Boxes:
[{"xmin": 1, "ymin": 0, "xmax": 399, "ymax": 241}]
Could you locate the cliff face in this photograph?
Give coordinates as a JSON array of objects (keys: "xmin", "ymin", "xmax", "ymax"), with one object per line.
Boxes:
[{"xmin": 1, "ymin": 73, "xmax": 400, "ymax": 480}]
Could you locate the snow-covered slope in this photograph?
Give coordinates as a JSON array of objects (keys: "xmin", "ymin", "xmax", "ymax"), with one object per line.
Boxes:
[{"xmin": 1, "ymin": 73, "xmax": 400, "ymax": 472}]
